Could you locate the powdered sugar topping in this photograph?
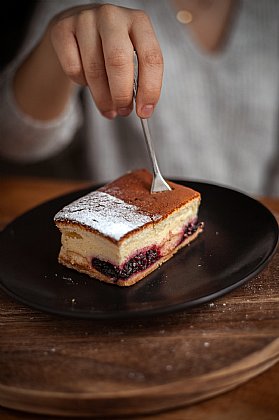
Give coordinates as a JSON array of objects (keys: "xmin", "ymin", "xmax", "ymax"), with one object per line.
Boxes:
[{"xmin": 54, "ymin": 191, "xmax": 161, "ymax": 241}]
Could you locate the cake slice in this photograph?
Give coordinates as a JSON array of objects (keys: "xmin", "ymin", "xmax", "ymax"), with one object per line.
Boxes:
[{"xmin": 54, "ymin": 169, "xmax": 203, "ymax": 286}]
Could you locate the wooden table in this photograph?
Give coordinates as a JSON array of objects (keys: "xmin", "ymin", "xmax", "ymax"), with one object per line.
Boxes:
[{"xmin": 0, "ymin": 176, "xmax": 278, "ymax": 420}]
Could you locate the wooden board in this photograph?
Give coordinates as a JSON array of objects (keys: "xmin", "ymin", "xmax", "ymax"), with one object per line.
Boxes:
[{"xmin": 0, "ymin": 247, "xmax": 278, "ymax": 417}]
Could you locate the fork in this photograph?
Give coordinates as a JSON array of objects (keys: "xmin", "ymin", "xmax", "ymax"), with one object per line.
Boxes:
[{"xmin": 133, "ymin": 52, "xmax": 171, "ymax": 193}]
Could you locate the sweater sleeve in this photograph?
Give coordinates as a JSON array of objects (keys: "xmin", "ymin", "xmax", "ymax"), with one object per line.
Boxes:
[{"xmin": 0, "ymin": 0, "xmax": 91, "ymax": 163}]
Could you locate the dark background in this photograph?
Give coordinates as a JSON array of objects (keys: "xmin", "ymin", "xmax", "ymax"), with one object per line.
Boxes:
[{"xmin": 0, "ymin": 1, "xmax": 37, "ymax": 70}]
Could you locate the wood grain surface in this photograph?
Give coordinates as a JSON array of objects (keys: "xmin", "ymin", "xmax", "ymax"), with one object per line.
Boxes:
[{"xmin": 0, "ymin": 176, "xmax": 278, "ymax": 419}]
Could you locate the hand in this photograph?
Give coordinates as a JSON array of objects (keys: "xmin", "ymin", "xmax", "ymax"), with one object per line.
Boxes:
[{"xmin": 49, "ymin": 4, "xmax": 163, "ymax": 119}]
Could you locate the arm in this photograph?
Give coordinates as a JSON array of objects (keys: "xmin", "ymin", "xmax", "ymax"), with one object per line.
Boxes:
[
  {"xmin": 13, "ymin": 28, "xmax": 75, "ymax": 121},
  {"xmin": 0, "ymin": 0, "xmax": 85, "ymax": 162}
]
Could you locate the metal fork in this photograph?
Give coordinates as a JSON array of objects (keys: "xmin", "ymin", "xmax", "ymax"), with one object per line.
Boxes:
[{"xmin": 133, "ymin": 52, "xmax": 171, "ymax": 193}]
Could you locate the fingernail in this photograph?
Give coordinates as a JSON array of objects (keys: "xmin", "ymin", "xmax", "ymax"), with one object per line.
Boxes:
[
  {"xmin": 141, "ymin": 105, "xmax": 154, "ymax": 118},
  {"xmin": 117, "ymin": 107, "xmax": 131, "ymax": 117},
  {"xmin": 103, "ymin": 111, "xmax": 117, "ymax": 119}
]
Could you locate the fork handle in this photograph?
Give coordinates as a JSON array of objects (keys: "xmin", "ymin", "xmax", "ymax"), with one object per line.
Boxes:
[
  {"xmin": 140, "ymin": 118, "xmax": 161, "ymax": 177},
  {"xmin": 133, "ymin": 52, "xmax": 171, "ymax": 193}
]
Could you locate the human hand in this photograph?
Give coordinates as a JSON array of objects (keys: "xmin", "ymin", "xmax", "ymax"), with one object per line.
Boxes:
[{"xmin": 49, "ymin": 4, "xmax": 163, "ymax": 119}]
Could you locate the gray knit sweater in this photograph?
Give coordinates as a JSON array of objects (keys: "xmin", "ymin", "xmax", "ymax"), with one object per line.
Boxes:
[{"xmin": 0, "ymin": 0, "xmax": 279, "ymax": 196}]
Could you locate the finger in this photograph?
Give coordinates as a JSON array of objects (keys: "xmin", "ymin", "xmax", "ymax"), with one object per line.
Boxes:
[
  {"xmin": 98, "ymin": 6, "xmax": 134, "ymax": 115},
  {"xmin": 130, "ymin": 12, "xmax": 163, "ymax": 118},
  {"xmin": 50, "ymin": 17, "xmax": 86, "ymax": 86},
  {"xmin": 76, "ymin": 10, "xmax": 117, "ymax": 119}
]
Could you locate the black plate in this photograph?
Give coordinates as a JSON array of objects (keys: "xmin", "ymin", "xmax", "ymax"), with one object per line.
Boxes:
[{"xmin": 0, "ymin": 181, "xmax": 278, "ymax": 319}]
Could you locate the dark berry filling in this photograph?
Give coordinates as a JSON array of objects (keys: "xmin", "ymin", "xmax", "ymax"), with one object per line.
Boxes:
[
  {"xmin": 184, "ymin": 221, "xmax": 198, "ymax": 237},
  {"xmin": 92, "ymin": 248, "xmax": 159, "ymax": 281},
  {"xmin": 179, "ymin": 220, "xmax": 203, "ymax": 245}
]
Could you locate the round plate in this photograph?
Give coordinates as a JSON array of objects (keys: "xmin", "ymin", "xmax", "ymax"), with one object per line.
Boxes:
[{"xmin": 0, "ymin": 181, "xmax": 278, "ymax": 319}]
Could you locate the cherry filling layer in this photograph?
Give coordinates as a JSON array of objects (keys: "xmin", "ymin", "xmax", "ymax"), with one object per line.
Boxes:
[
  {"xmin": 92, "ymin": 248, "xmax": 159, "ymax": 280},
  {"xmin": 182, "ymin": 220, "xmax": 202, "ymax": 240},
  {"xmin": 92, "ymin": 220, "xmax": 203, "ymax": 281}
]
